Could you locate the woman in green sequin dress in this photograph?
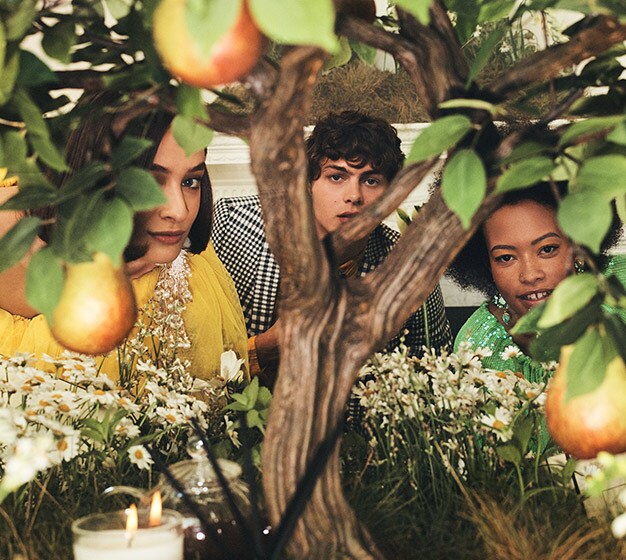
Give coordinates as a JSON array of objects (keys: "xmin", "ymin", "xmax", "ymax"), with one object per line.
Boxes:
[{"xmin": 447, "ymin": 182, "xmax": 625, "ymax": 383}]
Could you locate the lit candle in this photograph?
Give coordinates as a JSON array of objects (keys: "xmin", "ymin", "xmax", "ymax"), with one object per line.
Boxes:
[{"xmin": 72, "ymin": 494, "xmax": 183, "ymax": 560}]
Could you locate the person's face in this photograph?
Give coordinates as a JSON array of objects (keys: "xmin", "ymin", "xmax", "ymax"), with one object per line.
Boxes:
[
  {"xmin": 133, "ymin": 128, "xmax": 206, "ymax": 266},
  {"xmin": 484, "ymin": 200, "xmax": 575, "ymax": 321},
  {"xmin": 310, "ymin": 158, "xmax": 388, "ymax": 239}
]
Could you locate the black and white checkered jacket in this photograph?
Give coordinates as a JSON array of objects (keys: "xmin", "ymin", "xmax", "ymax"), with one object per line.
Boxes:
[{"xmin": 212, "ymin": 195, "xmax": 452, "ymax": 356}]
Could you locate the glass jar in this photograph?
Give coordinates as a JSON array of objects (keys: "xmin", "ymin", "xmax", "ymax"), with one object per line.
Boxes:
[{"xmin": 153, "ymin": 437, "xmax": 270, "ymax": 560}]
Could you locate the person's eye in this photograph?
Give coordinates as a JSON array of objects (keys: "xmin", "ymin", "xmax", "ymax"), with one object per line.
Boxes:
[
  {"xmin": 328, "ymin": 173, "xmax": 343, "ymax": 182},
  {"xmin": 540, "ymin": 244, "xmax": 559, "ymax": 256},
  {"xmin": 494, "ymin": 254, "xmax": 514, "ymax": 264},
  {"xmin": 182, "ymin": 177, "xmax": 201, "ymax": 189},
  {"xmin": 363, "ymin": 177, "xmax": 380, "ymax": 187}
]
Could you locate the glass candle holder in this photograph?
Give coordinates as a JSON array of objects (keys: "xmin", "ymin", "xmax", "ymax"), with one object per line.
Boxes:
[{"xmin": 72, "ymin": 509, "xmax": 184, "ymax": 560}]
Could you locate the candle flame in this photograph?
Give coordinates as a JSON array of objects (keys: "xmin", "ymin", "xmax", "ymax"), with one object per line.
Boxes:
[
  {"xmin": 125, "ymin": 504, "xmax": 138, "ymax": 544},
  {"xmin": 149, "ymin": 490, "xmax": 162, "ymax": 527}
]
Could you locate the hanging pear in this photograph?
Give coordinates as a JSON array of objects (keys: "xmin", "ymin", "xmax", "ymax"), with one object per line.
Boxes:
[
  {"xmin": 50, "ymin": 253, "xmax": 137, "ymax": 355},
  {"xmin": 545, "ymin": 344, "xmax": 626, "ymax": 460}
]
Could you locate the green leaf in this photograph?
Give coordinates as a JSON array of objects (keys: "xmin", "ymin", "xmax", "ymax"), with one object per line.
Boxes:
[
  {"xmin": 103, "ymin": 0, "xmax": 134, "ymax": 20},
  {"xmin": 530, "ymin": 299, "xmax": 604, "ymax": 362},
  {"xmin": 396, "ymin": 0, "xmax": 432, "ymax": 25},
  {"xmin": 438, "ymin": 98, "xmax": 499, "ymax": 114},
  {"xmin": 604, "ymin": 314, "xmax": 626, "ymax": 364},
  {"xmin": 0, "ymin": 22, "xmax": 6, "ymax": 75},
  {"xmin": 466, "ymin": 27, "xmax": 506, "ymax": 86},
  {"xmin": 478, "ymin": 0, "xmax": 516, "ymax": 23},
  {"xmin": 512, "ymin": 415, "xmax": 535, "ymax": 455},
  {"xmin": 510, "ymin": 300, "xmax": 545, "ymax": 335},
  {"xmin": 25, "ymin": 247, "xmax": 63, "ymax": 320},
  {"xmin": 41, "ymin": 19, "xmax": 76, "ymax": 64},
  {"xmin": 441, "ymin": 149, "xmax": 486, "ymax": 229},
  {"xmin": 250, "ymin": 0, "xmax": 338, "ymax": 53},
  {"xmin": 496, "ymin": 443, "xmax": 522, "ymax": 465},
  {"xmin": 171, "ymin": 115, "xmax": 213, "ymax": 156},
  {"xmin": 111, "ymin": 137, "xmax": 153, "ymax": 171},
  {"xmin": 84, "ymin": 197, "xmax": 134, "ymax": 263},
  {"xmin": 500, "ymin": 141, "xmax": 550, "ymax": 165},
  {"xmin": 350, "ymin": 39, "xmax": 377, "ymax": 65},
  {"xmin": 538, "ymin": 273, "xmax": 600, "ymax": 328},
  {"xmin": 115, "ymin": 167, "xmax": 166, "ymax": 211},
  {"xmin": 0, "ymin": 130, "xmax": 27, "ymax": 170},
  {"xmin": 557, "ymin": 192, "xmax": 613, "ymax": 253},
  {"xmin": 607, "ymin": 122, "xmax": 626, "ymax": 146},
  {"xmin": 324, "ymin": 36, "xmax": 352, "ymax": 71},
  {"xmin": 58, "ymin": 162, "xmax": 109, "ymax": 199},
  {"xmin": 564, "ymin": 325, "xmax": 616, "ymax": 401},
  {"xmin": 13, "ymin": 89, "xmax": 48, "ymax": 138},
  {"xmin": 558, "ymin": 115, "xmax": 625, "ymax": 147},
  {"xmin": 496, "ymin": 156, "xmax": 555, "ymax": 193},
  {"xmin": 176, "ymin": 85, "xmax": 208, "ymax": 121},
  {"xmin": 0, "ymin": 50, "xmax": 20, "ymax": 105},
  {"xmin": 29, "ymin": 133, "xmax": 67, "ymax": 172},
  {"xmin": 406, "ymin": 115, "xmax": 472, "ymax": 163},
  {"xmin": 0, "ymin": 216, "xmax": 41, "ymax": 272},
  {"xmin": 575, "ymin": 155, "xmax": 626, "ymax": 197},
  {"xmin": 0, "ymin": 184, "xmax": 58, "ymax": 211},
  {"xmin": 4, "ymin": 0, "xmax": 37, "ymax": 41},
  {"xmin": 186, "ymin": 0, "xmax": 239, "ymax": 61}
]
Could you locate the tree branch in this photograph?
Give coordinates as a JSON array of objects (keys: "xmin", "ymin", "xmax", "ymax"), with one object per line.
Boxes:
[
  {"xmin": 249, "ymin": 46, "xmax": 330, "ymax": 308},
  {"xmin": 492, "ymin": 16, "xmax": 626, "ymax": 99}
]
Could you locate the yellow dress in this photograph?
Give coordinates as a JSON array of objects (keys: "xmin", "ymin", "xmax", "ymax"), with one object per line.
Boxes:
[{"xmin": 0, "ymin": 244, "xmax": 248, "ymax": 381}]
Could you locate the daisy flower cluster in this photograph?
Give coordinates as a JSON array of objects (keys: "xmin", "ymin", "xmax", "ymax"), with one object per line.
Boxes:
[
  {"xmin": 352, "ymin": 342, "xmax": 548, "ymax": 480},
  {"xmin": 0, "ymin": 351, "xmax": 214, "ymax": 503}
]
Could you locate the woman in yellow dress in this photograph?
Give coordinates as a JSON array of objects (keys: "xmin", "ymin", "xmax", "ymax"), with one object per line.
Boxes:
[{"xmin": 0, "ymin": 97, "xmax": 248, "ymax": 381}]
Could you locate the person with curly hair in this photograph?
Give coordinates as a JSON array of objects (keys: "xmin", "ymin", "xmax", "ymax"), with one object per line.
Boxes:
[
  {"xmin": 212, "ymin": 110, "xmax": 452, "ymax": 380},
  {"xmin": 447, "ymin": 181, "xmax": 625, "ymax": 382}
]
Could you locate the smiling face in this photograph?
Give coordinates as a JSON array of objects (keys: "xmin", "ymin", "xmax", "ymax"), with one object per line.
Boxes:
[
  {"xmin": 310, "ymin": 158, "xmax": 388, "ymax": 239},
  {"xmin": 133, "ymin": 128, "xmax": 206, "ymax": 266},
  {"xmin": 484, "ymin": 200, "xmax": 575, "ymax": 323}
]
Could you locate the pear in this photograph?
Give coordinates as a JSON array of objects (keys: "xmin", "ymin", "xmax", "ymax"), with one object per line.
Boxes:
[
  {"xmin": 153, "ymin": 0, "xmax": 264, "ymax": 89},
  {"xmin": 50, "ymin": 253, "xmax": 137, "ymax": 355},
  {"xmin": 545, "ymin": 344, "xmax": 626, "ymax": 460}
]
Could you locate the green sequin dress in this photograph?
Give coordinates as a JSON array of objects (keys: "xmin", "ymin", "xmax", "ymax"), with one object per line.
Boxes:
[{"xmin": 454, "ymin": 255, "xmax": 626, "ymax": 383}]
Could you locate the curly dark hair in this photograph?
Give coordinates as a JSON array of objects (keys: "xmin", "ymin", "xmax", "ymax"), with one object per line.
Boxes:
[
  {"xmin": 305, "ymin": 110, "xmax": 405, "ymax": 183},
  {"xmin": 446, "ymin": 182, "xmax": 624, "ymax": 298}
]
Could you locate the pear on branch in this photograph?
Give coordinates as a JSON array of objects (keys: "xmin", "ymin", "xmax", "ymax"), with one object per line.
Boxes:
[
  {"xmin": 50, "ymin": 253, "xmax": 137, "ymax": 355},
  {"xmin": 545, "ymin": 334, "xmax": 626, "ymax": 460}
]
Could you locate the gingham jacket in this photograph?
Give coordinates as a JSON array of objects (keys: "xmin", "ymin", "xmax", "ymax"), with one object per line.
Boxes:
[{"xmin": 212, "ymin": 195, "xmax": 452, "ymax": 355}]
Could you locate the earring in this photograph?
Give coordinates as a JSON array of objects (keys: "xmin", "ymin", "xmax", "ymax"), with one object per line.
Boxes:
[
  {"xmin": 574, "ymin": 257, "xmax": 585, "ymax": 274},
  {"xmin": 493, "ymin": 293, "xmax": 511, "ymax": 325}
]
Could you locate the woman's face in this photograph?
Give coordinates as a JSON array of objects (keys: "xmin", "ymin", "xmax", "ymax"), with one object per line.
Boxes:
[
  {"xmin": 484, "ymin": 200, "xmax": 575, "ymax": 322},
  {"xmin": 133, "ymin": 128, "xmax": 206, "ymax": 267}
]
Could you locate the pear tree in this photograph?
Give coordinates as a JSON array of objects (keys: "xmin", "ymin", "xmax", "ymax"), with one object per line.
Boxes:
[{"xmin": 0, "ymin": 0, "xmax": 625, "ymax": 557}]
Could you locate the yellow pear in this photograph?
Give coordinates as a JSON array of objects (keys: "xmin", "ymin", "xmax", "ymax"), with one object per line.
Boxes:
[
  {"xmin": 545, "ymin": 344, "xmax": 626, "ymax": 459},
  {"xmin": 50, "ymin": 253, "xmax": 137, "ymax": 355}
]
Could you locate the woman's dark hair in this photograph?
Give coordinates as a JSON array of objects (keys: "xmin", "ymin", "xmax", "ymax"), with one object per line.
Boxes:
[
  {"xmin": 56, "ymin": 91, "xmax": 212, "ymax": 256},
  {"xmin": 446, "ymin": 181, "xmax": 624, "ymax": 298},
  {"xmin": 305, "ymin": 110, "xmax": 405, "ymax": 183}
]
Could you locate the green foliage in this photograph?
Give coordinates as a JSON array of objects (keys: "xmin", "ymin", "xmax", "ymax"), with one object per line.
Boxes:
[
  {"xmin": 564, "ymin": 324, "xmax": 618, "ymax": 401},
  {"xmin": 496, "ymin": 156, "xmax": 556, "ymax": 192},
  {"xmin": 0, "ymin": 216, "xmax": 41, "ymax": 272},
  {"xmin": 25, "ymin": 247, "xmax": 63, "ymax": 320},
  {"xmin": 538, "ymin": 273, "xmax": 600, "ymax": 328},
  {"xmin": 441, "ymin": 148, "xmax": 486, "ymax": 228},
  {"xmin": 406, "ymin": 115, "xmax": 473, "ymax": 163},
  {"xmin": 250, "ymin": 0, "xmax": 338, "ymax": 52}
]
